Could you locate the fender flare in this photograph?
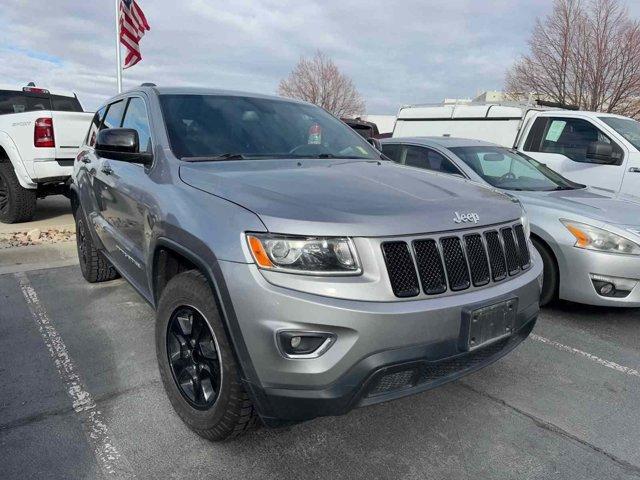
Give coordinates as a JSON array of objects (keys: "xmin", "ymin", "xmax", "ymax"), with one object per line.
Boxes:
[
  {"xmin": 0, "ymin": 132, "xmax": 37, "ymax": 189},
  {"xmin": 150, "ymin": 236, "xmax": 263, "ymax": 393}
]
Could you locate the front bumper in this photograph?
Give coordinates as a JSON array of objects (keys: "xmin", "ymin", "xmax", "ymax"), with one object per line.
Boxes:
[
  {"xmin": 219, "ymin": 251, "xmax": 542, "ymax": 425},
  {"xmin": 557, "ymin": 244, "xmax": 640, "ymax": 307}
]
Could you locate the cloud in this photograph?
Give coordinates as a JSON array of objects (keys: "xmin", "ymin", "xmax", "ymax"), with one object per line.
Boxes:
[{"xmin": 0, "ymin": 0, "xmax": 582, "ymax": 113}]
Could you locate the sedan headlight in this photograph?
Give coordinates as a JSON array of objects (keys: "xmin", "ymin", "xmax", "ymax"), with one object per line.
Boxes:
[
  {"xmin": 561, "ymin": 220, "xmax": 640, "ymax": 255},
  {"xmin": 246, "ymin": 234, "xmax": 361, "ymax": 275}
]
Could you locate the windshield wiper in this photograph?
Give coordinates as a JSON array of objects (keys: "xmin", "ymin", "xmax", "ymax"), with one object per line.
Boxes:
[{"xmin": 182, "ymin": 153, "xmax": 245, "ymax": 162}]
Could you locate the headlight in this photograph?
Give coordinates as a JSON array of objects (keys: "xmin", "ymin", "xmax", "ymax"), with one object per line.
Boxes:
[
  {"xmin": 561, "ymin": 220, "xmax": 640, "ymax": 255},
  {"xmin": 246, "ymin": 233, "xmax": 361, "ymax": 275}
]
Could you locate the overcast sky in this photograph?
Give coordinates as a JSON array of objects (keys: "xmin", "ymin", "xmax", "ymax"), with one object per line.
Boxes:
[{"xmin": 1, "ymin": 1, "xmax": 639, "ymax": 114}]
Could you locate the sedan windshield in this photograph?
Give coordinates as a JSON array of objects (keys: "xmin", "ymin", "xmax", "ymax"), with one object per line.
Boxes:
[
  {"xmin": 159, "ymin": 94, "xmax": 379, "ymax": 160},
  {"xmin": 448, "ymin": 146, "xmax": 583, "ymax": 191},
  {"xmin": 599, "ymin": 116, "xmax": 640, "ymax": 151}
]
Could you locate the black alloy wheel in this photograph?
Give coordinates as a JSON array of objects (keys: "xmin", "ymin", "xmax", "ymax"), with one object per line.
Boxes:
[
  {"xmin": 167, "ymin": 306, "xmax": 222, "ymax": 410},
  {"xmin": 0, "ymin": 173, "xmax": 8, "ymax": 216},
  {"xmin": 76, "ymin": 216, "xmax": 89, "ymax": 270}
]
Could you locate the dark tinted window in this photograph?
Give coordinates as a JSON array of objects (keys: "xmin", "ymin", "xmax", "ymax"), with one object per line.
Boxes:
[
  {"xmin": 426, "ymin": 149, "xmax": 460, "ymax": 174},
  {"xmin": 0, "ymin": 91, "xmax": 49, "ymax": 115},
  {"xmin": 86, "ymin": 106, "xmax": 107, "ymax": 146},
  {"xmin": 159, "ymin": 94, "xmax": 378, "ymax": 160},
  {"xmin": 381, "ymin": 144, "xmax": 402, "ymax": 162},
  {"xmin": 401, "ymin": 145, "xmax": 460, "ymax": 174},
  {"xmin": 600, "ymin": 116, "xmax": 640, "ymax": 151},
  {"xmin": 404, "ymin": 146, "xmax": 429, "ymax": 168},
  {"xmin": 525, "ymin": 117, "xmax": 623, "ymax": 164},
  {"xmin": 122, "ymin": 97, "xmax": 152, "ymax": 153},
  {"xmin": 102, "ymin": 100, "xmax": 126, "ymax": 130},
  {"xmin": 50, "ymin": 94, "xmax": 83, "ymax": 112}
]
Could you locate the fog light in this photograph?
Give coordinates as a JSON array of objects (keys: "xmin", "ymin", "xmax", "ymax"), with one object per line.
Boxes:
[
  {"xmin": 590, "ymin": 274, "xmax": 637, "ymax": 298},
  {"xmin": 277, "ymin": 331, "xmax": 335, "ymax": 358}
]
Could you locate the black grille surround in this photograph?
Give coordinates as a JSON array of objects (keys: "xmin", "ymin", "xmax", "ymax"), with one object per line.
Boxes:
[{"xmin": 382, "ymin": 222, "xmax": 532, "ymax": 299}]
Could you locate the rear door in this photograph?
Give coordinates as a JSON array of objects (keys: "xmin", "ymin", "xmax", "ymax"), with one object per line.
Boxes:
[{"xmin": 521, "ymin": 115, "xmax": 626, "ymax": 191}]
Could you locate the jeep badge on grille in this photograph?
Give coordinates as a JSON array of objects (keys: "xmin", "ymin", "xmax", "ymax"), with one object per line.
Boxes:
[{"xmin": 453, "ymin": 212, "xmax": 480, "ymax": 224}]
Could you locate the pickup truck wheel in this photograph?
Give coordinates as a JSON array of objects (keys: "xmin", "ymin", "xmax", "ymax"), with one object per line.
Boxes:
[
  {"xmin": 0, "ymin": 163, "xmax": 37, "ymax": 224},
  {"xmin": 532, "ymin": 238, "xmax": 558, "ymax": 307},
  {"xmin": 156, "ymin": 270, "xmax": 259, "ymax": 441},
  {"xmin": 75, "ymin": 213, "xmax": 119, "ymax": 283}
]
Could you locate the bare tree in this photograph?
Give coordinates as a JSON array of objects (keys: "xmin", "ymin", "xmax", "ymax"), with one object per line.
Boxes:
[
  {"xmin": 278, "ymin": 51, "xmax": 365, "ymax": 117},
  {"xmin": 506, "ymin": 0, "xmax": 640, "ymax": 117}
]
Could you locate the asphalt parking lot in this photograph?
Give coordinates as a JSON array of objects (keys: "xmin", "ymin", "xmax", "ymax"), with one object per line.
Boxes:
[{"xmin": 1, "ymin": 263, "xmax": 640, "ymax": 480}]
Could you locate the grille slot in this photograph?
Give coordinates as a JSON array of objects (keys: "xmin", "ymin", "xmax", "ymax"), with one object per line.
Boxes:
[
  {"xmin": 513, "ymin": 224, "xmax": 531, "ymax": 269},
  {"xmin": 485, "ymin": 231, "xmax": 507, "ymax": 281},
  {"xmin": 464, "ymin": 234, "xmax": 490, "ymax": 287},
  {"xmin": 440, "ymin": 237, "xmax": 471, "ymax": 291},
  {"xmin": 413, "ymin": 239, "xmax": 447, "ymax": 295},
  {"xmin": 501, "ymin": 228, "xmax": 521, "ymax": 275},
  {"xmin": 381, "ymin": 242, "xmax": 420, "ymax": 298}
]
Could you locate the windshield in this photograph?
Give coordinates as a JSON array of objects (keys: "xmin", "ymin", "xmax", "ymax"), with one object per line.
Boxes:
[
  {"xmin": 448, "ymin": 146, "xmax": 583, "ymax": 191},
  {"xmin": 159, "ymin": 94, "xmax": 379, "ymax": 160},
  {"xmin": 599, "ymin": 116, "xmax": 640, "ymax": 151}
]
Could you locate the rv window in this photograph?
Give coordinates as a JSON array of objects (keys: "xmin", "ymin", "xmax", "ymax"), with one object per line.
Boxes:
[{"xmin": 526, "ymin": 117, "xmax": 623, "ymax": 165}]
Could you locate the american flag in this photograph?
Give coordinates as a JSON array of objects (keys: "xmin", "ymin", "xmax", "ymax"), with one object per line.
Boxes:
[{"xmin": 119, "ymin": 0, "xmax": 150, "ymax": 69}]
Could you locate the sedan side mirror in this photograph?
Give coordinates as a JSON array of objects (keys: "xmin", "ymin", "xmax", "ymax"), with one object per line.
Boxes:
[
  {"xmin": 95, "ymin": 128, "xmax": 153, "ymax": 165},
  {"xmin": 586, "ymin": 141, "xmax": 615, "ymax": 164},
  {"xmin": 367, "ymin": 137, "xmax": 382, "ymax": 151}
]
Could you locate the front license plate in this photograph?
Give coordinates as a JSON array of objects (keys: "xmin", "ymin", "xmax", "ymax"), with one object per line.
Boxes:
[{"xmin": 466, "ymin": 299, "xmax": 517, "ymax": 350}]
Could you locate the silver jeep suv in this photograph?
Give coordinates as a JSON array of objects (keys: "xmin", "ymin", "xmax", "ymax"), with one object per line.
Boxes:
[{"xmin": 72, "ymin": 86, "xmax": 542, "ymax": 440}]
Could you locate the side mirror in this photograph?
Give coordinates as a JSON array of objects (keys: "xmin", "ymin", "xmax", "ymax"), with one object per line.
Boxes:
[
  {"xmin": 367, "ymin": 137, "xmax": 382, "ymax": 151},
  {"xmin": 586, "ymin": 141, "xmax": 615, "ymax": 164},
  {"xmin": 95, "ymin": 128, "xmax": 153, "ymax": 165}
]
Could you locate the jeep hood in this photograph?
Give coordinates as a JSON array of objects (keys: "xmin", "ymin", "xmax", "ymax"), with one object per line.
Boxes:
[{"xmin": 179, "ymin": 159, "xmax": 522, "ymax": 237}]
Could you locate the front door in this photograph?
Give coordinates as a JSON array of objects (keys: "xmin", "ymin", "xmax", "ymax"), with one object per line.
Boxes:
[
  {"xmin": 97, "ymin": 96, "xmax": 154, "ymax": 293},
  {"xmin": 522, "ymin": 116, "xmax": 626, "ymax": 192}
]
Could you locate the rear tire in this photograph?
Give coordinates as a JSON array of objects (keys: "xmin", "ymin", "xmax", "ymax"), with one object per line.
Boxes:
[
  {"xmin": 0, "ymin": 163, "xmax": 36, "ymax": 224},
  {"xmin": 75, "ymin": 211, "xmax": 119, "ymax": 283},
  {"xmin": 156, "ymin": 270, "xmax": 259, "ymax": 441},
  {"xmin": 532, "ymin": 237, "xmax": 558, "ymax": 307}
]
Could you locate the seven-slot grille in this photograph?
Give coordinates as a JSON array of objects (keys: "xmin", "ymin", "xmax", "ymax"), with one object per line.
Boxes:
[{"xmin": 382, "ymin": 223, "xmax": 531, "ymax": 299}]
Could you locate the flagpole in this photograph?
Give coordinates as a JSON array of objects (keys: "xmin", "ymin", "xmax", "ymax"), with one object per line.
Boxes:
[{"xmin": 115, "ymin": 0, "xmax": 122, "ymax": 93}]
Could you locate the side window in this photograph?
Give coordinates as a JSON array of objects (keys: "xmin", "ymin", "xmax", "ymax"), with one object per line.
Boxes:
[
  {"xmin": 527, "ymin": 117, "xmax": 623, "ymax": 164},
  {"xmin": 402, "ymin": 146, "xmax": 461, "ymax": 175},
  {"xmin": 426, "ymin": 149, "xmax": 461, "ymax": 175},
  {"xmin": 122, "ymin": 97, "xmax": 152, "ymax": 153},
  {"xmin": 101, "ymin": 100, "xmax": 126, "ymax": 130},
  {"xmin": 404, "ymin": 146, "xmax": 430, "ymax": 169},
  {"xmin": 381, "ymin": 144, "xmax": 402, "ymax": 162},
  {"xmin": 86, "ymin": 106, "xmax": 106, "ymax": 147}
]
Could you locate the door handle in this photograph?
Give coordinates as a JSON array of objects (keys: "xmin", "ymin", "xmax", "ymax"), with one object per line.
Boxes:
[
  {"xmin": 101, "ymin": 165, "xmax": 113, "ymax": 175},
  {"xmin": 629, "ymin": 167, "xmax": 640, "ymax": 173}
]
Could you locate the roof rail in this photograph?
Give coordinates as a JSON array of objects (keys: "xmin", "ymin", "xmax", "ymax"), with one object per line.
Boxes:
[{"xmin": 140, "ymin": 82, "xmax": 157, "ymax": 87}]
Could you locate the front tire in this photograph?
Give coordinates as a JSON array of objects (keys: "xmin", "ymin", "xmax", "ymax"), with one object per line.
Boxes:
[
  {"xmin": 0, "ymin": 163, "xmax": 36, "ymax": 224},
  {"xmin": 75, "ymin": 212, "xmax": 119, "ymax": 283},
  {"xmin": 532, "ymin": 237, "xmax": 558, "ymax": 307},
  {"xmin": 156, "ymin": 270, "xmax": 259, "ymax": 441}
]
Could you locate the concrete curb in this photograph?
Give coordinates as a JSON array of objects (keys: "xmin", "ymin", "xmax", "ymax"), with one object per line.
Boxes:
[{"xmin": 0, "ymin": 241, "xmax": 79, "ymax": 275}]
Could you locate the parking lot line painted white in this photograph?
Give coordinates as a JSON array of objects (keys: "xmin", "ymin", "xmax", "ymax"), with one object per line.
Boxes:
[
  {"xmin": 530, "ymin": 333, "xmax": 640, "ymax": 379},
  {"xmin": 15, "ymin": 272, "xmax": 136, "ymax": 479}
]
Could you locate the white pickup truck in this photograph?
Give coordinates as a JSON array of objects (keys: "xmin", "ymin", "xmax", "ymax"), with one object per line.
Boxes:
[
  {"xmin": 0, "ymin": 85, "xmax": 93, "ymax": 223},
  {"xmin": 393, "ymin": 103, "xmax": 640, "ymax": 196}
]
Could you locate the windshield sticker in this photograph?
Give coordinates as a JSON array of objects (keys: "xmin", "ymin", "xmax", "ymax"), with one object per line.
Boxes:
[
  {"xmin": 308, "ymin": 123, "xmax": 322, "ymax": 144},
  {"xmin": 546, "ymin": 120, "xmax": 566, "ymax": 142}
]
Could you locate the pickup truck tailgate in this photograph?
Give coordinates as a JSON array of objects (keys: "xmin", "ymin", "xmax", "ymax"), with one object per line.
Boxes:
[{"xmin": 51, "ymin": 111, "xmax": 93, "ymax": 159}]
